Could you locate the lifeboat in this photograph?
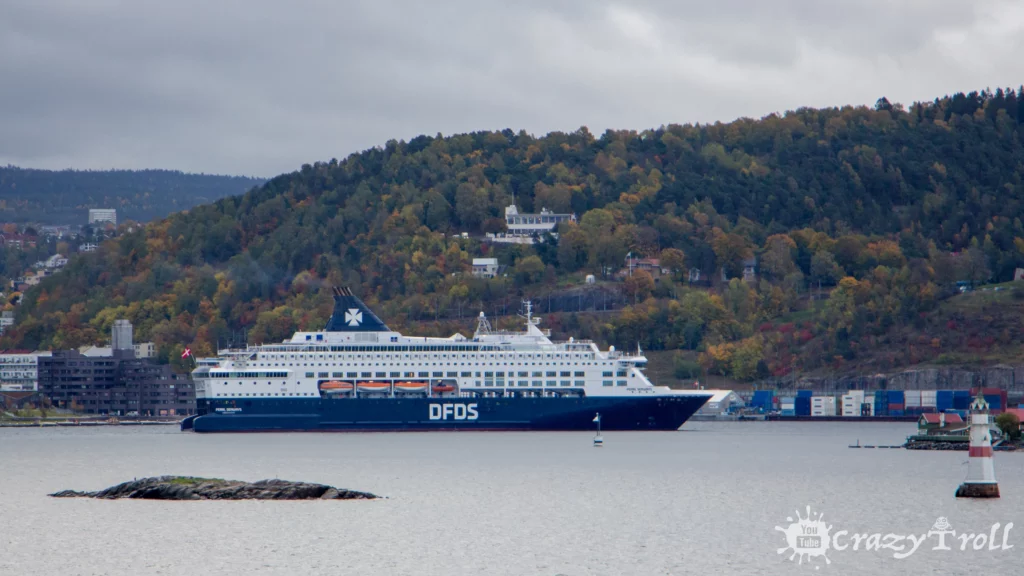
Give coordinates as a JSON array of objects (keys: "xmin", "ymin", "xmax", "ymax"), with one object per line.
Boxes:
[
  {"xmin": 394, "ymin": 381, "xmax": 428, "ymax": 392},
  {"xmin": 432, "ymin": 384, "xmax": 456, "ymax": 394},
  {"xmin": 357, "ymin": 381, "xmax": 391, "ymax": 392},
  {"xmin": 320, "ymin": 381, "xmax": 353, "ymax": 393}
]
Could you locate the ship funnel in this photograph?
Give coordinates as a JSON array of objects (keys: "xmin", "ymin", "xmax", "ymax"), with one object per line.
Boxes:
[{"xmin": 324, "ymin": 287, "xmax": 390, "ymax": 332}]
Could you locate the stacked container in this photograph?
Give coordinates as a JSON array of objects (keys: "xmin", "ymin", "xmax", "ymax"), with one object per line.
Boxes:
[
  {"xmin": 921, "ymin": 390, "xmax": 937, "ymax": 408},
  {"xmin": 936, "ymin": 391, "xmax": 954, "ymax": 412},
  {"xmin": 874, "ymin": 390, "xmax": 889, "ymax": 416},
  {"xmin": 842, "ymin": 390, "xmax": 866, "ymax": 417},
  {"xmin": 953, "ymin": 390, "xmax": 971, "ymax": 410},
  {"xmin": 795, "ymin": 396, "xmax": 812, "ymax": 416},
  {"xmin": 904, "ymin": 390, "xmax": 922, "ymax": 409},
  {"xmin": 750, "ymin": 390, "xmax": 775, "ymax": 412},
  {"xmin": 887, "ymin": 390, "xmax": 905, "ymax": 415},
  {"xmin": 811, "ymin": 396, "xmax": 837, "ymax": 417},
  {"xmin": 780, "ymin": 396, "xmax": 796, "ymax": 416}
]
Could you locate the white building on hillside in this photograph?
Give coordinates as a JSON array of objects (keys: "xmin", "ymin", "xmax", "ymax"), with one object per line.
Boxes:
[
  {"xmin": 486, "ymin": 205, "xmax": 575, "ymax": 245},
  {"xmin": 472, "ymin": 258, "xmax": 499, "ymax": 278},
  {"xmin": 88, "ymin": 209, "xmax": 117, "ymax": 226}
]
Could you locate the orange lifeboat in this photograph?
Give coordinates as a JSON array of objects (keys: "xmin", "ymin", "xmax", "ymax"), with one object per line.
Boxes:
[
  {"xmin": 432, "ymin": 384, "xmax": 456, "ymax": 394},
  {"xmin": 320, "ymin": 381, "xmax": 354, "ymax": 392},
  {"xmin": 395, "ymin": 381, "xmax": 428, "ymax": 392},
  {"xmin": 357, "ymin": 381, "xmax": 391, "ymax": 392}
]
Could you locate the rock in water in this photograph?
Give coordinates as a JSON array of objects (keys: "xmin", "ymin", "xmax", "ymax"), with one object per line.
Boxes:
[{"xmin": 49, "ymin": 476, "xmax": 378, "ymax": 501}]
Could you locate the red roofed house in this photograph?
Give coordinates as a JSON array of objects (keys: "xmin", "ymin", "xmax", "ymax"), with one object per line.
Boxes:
[{"xmin": 917, "ymin": 412, "xmax": 965, "ymax": 434}]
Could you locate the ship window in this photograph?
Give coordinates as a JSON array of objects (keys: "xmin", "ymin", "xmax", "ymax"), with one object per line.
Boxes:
[
  {"xmin": 531, "ymin": 381, "xmax": 542, "ymax": 387},
  {"xmin": 318, "ymin": 372, "xmax": 328, "ymax": 378},
  {"xmin": 575, "ymin": 381, "xmax": 585, "ymax": 387},
  {"xmin": 519, "ymin": 382, "xmax": 528, "ymax": 387},
  {"xmin": 616, "ymin": 371, "xmax": 627, "ymax": 377},
  {"xmin": 560, "ymin": 371, "xmax": 571, "ymax": 377},
  {"xmin": 376, "ymin": 372, "xmax": 386, "ymax": 377},
  {"xmin": 391, "ymin": 372, "xmax": 401, "ymax": 377},
  {"xmin": 602, "ymin": 381, "xmax": 613, "ymax": 386},
  {"xmin": 361, "ymin": 372, "xmax": 371, "ymax": 377},
  {"xmin": 460, "ymin": 372, "xmax": 471, "ymax": 377},
  {"xmin": 616, "ymin": 381, "xmax": 627, "ymax": 386},
  {"xmin": 333, "ymin": 372, "xmax": 343, "ymax": 377},
  {"xmin": 405, "ymin": 372, "xmax": 415, "ymax": 377},
  {"xmin": 531, "ymin": 371, "xmax": 542, "ymax": 377},
  {"xmin": 518, "ymin": 371, "xmax": 528, "ymax": 377},
  {"xmin": 347, "ymin": 372, "xmax": 357, "ymax": 377},
  {"xmin": 418, "ymin": 372, "xmax": 429, "ymax": 377},
  {"xmin": 602, "ymin": 371, "xmax": 613, "ymax": 377},
  {"xmin": 305, "ymin": 372, "xmax": 314, "ymax": 378},
  {"xmin": 447, "ymin": 372, "xmax": 458, "ymax": 377},
  {"xmin": 546, "ymin": 381, "xmax": 556, "ymax": 387},
  {"xmin": 546, "ymin": 371, "xmax": 556, "ymax": 377},
  {"xmin": 560, "ymin": 381, "xmax": 571, "ymax": 387}
]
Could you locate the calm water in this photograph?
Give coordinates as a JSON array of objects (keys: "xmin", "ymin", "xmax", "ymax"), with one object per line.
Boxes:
[{"xmin": 1, "ymin": 422, "xmax": 1021, "ymax": 575}]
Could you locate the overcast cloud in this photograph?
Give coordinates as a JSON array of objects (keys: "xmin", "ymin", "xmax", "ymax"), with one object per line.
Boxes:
[{"xmin": 1, "ymin": 0, "xmax": 1023, "ymax": 176}]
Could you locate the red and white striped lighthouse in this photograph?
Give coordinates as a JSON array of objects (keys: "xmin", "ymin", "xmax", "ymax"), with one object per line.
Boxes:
[{"xmin": 956, "ymin": 392, "xmax": 1000, "ymax": 498}]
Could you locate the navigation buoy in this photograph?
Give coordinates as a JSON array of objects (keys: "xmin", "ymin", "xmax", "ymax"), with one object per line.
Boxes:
[
  {"xmin": 593, "ymin": 412, "xmax": 603, "ymax": 447},
  {"xmin": 956, "ymin": 392, "xmax": 1000, "ymax": 498}
]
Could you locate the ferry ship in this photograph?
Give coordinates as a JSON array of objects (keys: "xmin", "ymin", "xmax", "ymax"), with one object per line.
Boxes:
[{"xmin": 181, "ymin": 288, "xmax": 712, "ymax": 432}]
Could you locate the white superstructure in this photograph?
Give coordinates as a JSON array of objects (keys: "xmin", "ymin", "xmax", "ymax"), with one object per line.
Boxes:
[{"xmin": 194, "ymin": 299, "xmax": 693, "ymax": 403}]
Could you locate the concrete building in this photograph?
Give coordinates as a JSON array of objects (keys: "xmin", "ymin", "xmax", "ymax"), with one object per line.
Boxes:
[
  {"xmin": 38, "ymin": 350, "xmax": 194, "ymax": 416},
  {"xmin": 37, "ymin": 320, "xmax": 194, "ymax": 416},
  {"xmin": 134, "ymin": 342, "xmax": 156, "ymax": 359},
  {"xmin": 0, "ymin": 351, "xmax": 51, "ymax": 391},
  {"xmin": 79, "ymin": 243, "xmax": 99, "ymax": 253},
  {"xmin": 112, "ymin": 319, "xmax": 133, "ymax": 351},
  {"xmin": 471, "ymin": 258, "xmax": 499, "ymax": 278},
  {"xmin": 88, "ymin": 209, "xmax": 117, "ymax": 226}
]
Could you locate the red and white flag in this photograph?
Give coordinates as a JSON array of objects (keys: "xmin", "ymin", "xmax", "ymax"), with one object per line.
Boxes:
[{"xmin": 181, "ymin": 347, "xmax": 192, "ymax": 359}]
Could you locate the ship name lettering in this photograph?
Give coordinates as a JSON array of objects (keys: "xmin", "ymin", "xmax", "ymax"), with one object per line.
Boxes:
[{"xmin": 429, "ymin": 403, "xmax": 479, "ymax": 421}]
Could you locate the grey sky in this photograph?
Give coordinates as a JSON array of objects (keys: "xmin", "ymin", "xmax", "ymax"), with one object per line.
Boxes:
[{"xmin": 1, "ymin": 0, "xmax": 1022, "ymax": 177}]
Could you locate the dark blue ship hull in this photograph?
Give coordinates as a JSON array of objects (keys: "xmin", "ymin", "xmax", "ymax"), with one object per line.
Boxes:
[{"xmin": 184, "ymin": 394, "xmax": 711, "ymax": 432}]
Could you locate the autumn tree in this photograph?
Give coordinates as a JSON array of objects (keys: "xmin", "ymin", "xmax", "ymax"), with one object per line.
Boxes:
[
  {"xmin": 659, "ymin": 248, "xmax": 686, "ymax": 281},
  {"xmin": 712, "ymin": 229, "xmax": 753, "ymax": 280}
]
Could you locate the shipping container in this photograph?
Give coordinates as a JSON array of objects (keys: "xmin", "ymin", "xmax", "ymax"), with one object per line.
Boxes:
[
  {"xmin": 797, "ymin": 390, "xmax": 813, "ymax": 398},
  {"xmin": 887, "ymin": 390, "xmax": 904, "ymax": 404},
  {"xmin": 795, "ymin": 396, "xmax": 812, "ymax": 416},
  {"xmin": 904, "ymin": 390, "xmax": 922, "ymax": 405},
  {"xmin": 936, "ymin": 391, "xmax": 954, "ymax": 411},
  {"xmin": 889, "ymin": 403, "xmax": 905, "ymax": 411},
  {"xmin": 750, "ymin": 390, "xmax": 775, "ymax": 411},
  {"xmin": 890, "ymin": 410, "xmax": 904, "ymax": 416},
  {"xmin": 781, "ymin": 409, "xmax": 796, "ymax": 416},
  {"xmin": 950, "ymin": 391, "xmax": 966, "ymax": 409}
]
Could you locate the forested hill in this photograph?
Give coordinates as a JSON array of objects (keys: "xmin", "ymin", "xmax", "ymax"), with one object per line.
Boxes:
[
  {"xmin": 0, "ymin": 167, "xmax": 265, "ymax": 224},
  {"xmin": 6, "ymin": 87, "xmax": 1024, "ymax": 379}
]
